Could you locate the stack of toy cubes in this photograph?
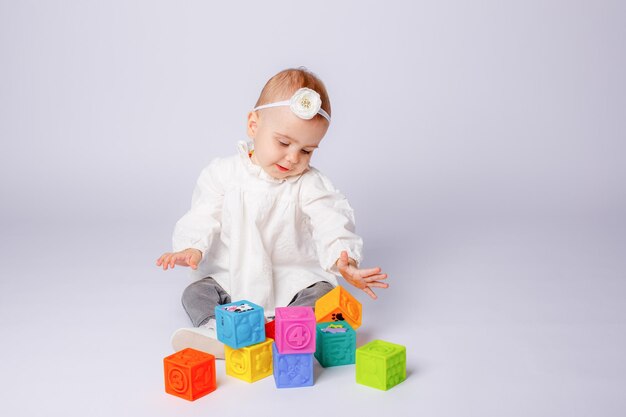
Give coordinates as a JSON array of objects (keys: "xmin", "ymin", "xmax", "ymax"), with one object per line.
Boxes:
[
  {"xmin": 163, "ymin": 287, "xmax": 406, "ymax": 397},
  {"xmin": 315, "ymin": 285, "xmax": 406, "ymax": 391},
  {"xmin": 314, "ymin": 286, "xmax": 361, "ymax": 368},
  {"xmin": 216, "ymin": 300, "xmax": 274, "ymax": 383},
  {"xmin": 272, "ymin": 306, "xmax": 317, "ymax": 388}
]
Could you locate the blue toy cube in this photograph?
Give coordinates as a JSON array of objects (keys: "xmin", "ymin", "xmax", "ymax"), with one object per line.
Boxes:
[
  {"xmin": 314, "ymin": 321, "xmax": 356, "ymax": 367},
  {"xmin": 215, "ymin": 300, "xmax": 265, "ymax": 349},
  {"xmin": 274, "ymin": 306, "xmax": 316, "ymax": 354},
  {"xmin": 272, "ymin": 343, "xmax": 314, "ymax": 388}
]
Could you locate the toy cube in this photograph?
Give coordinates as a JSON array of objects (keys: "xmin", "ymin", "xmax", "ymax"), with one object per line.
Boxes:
[
  {"xmin": 164, "ymin": 348, "xmax": 216, "ymax": 401},
  {"xmin": 275, "ymin": 306, "xmax": 316, "ymax": 354},
  {"xmin": 216, "ymin": 300, "xmax": 265, "ymax": 349},
  {"xmin": 314, "ymin": 321, "xmax": 356, "ymax": 367},
  {"xmin": 265, "ymin": 319, "xmax": 276, "ymax": 340},
  {"xmin": 356, "ymin": 340, "xmax": 406, "ymax": 390},
  {"xmin": 225, "ymin": 338, "xmax": 274, "ymax": 383},
  {"xmin": 314, "ymin": 285, "xmax": 362, "ymax": 329},
  {"xmin": 272, "ymin": 343, "xmax": 314, "ymax": 388}
]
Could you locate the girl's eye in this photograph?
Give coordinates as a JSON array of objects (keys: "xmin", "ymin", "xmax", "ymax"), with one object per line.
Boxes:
[
  {"xmin": 301, "ymin": 149, "xmax": 311, "ymax": 155},
  {"xmin": 278, "ymin": 141, "xmax": 289, "ymax": 147}
]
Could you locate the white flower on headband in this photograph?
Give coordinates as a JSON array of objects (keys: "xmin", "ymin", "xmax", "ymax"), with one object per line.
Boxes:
[
  {"xmin": 252, "ymin": 87, "xmax": 331, "ymax": 122},
  {"xmin": 289, "ymin": 88, "xmax": 322, "ymax": 120}
]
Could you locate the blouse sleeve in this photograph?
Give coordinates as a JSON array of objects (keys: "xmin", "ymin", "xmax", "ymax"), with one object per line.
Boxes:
[
  {"xmin": 172, "ymin": 158, "xmax": 226, "ymax": 258},
  {"xmin": 300, "ymin": 170, "xmax": 364, "ymax": 275}
]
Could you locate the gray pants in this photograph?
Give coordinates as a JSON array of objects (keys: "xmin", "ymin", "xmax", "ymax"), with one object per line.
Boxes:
[{"xmin": 181, "ymin": 277, "xmax": 335, "ymax": 327}]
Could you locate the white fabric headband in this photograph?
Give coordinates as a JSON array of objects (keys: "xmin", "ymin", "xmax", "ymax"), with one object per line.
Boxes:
[{"xmin": 253, "ymin": 87, "xmax": 331, "ymax": 122}]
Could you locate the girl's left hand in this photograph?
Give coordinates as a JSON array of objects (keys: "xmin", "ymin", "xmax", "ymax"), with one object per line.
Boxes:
[{"xmin": 336, "ymin": 250, "xmax": 389, "ymax": 299}]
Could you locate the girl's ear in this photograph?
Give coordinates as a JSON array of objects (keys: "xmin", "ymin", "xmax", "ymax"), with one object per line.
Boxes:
[{"xmin": 247, "ymin": 111, "xmax": 259, "ymax": 139}]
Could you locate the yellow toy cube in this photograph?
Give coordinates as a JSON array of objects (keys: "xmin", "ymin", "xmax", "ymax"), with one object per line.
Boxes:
[
  {"xmin": 314, "ymin": 285, "xmax": 362, "ymax": 329},
  {"xmin": 225, "ymin": 338, "xmax": 273, "ymax": 383}
]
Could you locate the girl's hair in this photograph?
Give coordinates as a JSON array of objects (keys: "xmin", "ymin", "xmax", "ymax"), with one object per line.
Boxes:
[{"xmin": 255, "ymin": 67, "xmax": 331, "ymax": 120}]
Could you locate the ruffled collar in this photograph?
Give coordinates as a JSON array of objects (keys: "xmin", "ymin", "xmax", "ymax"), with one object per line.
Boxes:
[{"xmin": 236, "ymin": 141, "xmax": 304, "ymax": 184}]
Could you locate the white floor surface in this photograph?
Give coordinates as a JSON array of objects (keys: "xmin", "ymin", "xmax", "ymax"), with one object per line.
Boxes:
[{"xmin": 1, "ymin": 217, "xmax": 624, "ymax": 417}]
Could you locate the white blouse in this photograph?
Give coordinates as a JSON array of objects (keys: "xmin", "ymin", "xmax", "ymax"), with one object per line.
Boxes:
[{"xmin": 173, "ymin": 141, "xmax": 363, "ymax": 315}]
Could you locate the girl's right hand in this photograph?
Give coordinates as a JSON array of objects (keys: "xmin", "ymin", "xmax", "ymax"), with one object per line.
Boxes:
[{"xmin": 156, "ymin": 248, "xmax": 202, "ymax": 270}]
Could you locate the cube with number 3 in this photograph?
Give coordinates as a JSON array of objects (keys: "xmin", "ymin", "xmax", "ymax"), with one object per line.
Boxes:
[{"xmin": 274, "ymin": 306, "xmax": 316, "ymax": 354}]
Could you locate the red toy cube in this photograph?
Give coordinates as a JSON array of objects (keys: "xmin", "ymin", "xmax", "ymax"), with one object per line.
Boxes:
[
  {"xmin": 164, "ymin": 348, "xmax": 216, "ymax": 400},
  {"xmin": 265, "ymin": 319, "xmax": 276, "ymax": 340}
]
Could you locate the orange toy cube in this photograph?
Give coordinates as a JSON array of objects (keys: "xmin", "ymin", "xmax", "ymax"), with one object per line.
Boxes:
[
  {"xmin": 314, "ymin": 285, "xmax": 362, "ymax": 329},
  {"xmin": 164, "ymin": 348, "xmax": 216, "ymax": 401}
]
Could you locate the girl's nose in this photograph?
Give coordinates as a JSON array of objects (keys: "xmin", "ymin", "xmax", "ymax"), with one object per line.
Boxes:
[{"xmin": 286, "ymin": 150, "xmax": 299, "ymax": 164}]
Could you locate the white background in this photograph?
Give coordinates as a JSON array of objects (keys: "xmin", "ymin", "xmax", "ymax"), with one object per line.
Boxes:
[{"xmin": 1, "ymin": 1, "xmax": 625, "ymax": 416}]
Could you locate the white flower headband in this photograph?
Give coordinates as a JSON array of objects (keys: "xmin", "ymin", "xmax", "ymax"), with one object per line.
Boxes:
[{"xmin": 253, "ymin": 87, "xmax": 331, "ymax": 122}]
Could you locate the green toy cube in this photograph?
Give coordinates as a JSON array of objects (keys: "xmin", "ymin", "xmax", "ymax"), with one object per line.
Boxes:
[
  {"xmin": 356, "ymin": 340, "xmax": 406, "ymax": 390},
  {"xmin": 314, "ymin": 321, "xmax": 356, "ymax": 367}
]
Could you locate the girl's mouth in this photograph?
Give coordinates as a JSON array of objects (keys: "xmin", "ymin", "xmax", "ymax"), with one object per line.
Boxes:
[{"xmin": 276, "ymin": 164, "xmax": 289, "ymax": 172}]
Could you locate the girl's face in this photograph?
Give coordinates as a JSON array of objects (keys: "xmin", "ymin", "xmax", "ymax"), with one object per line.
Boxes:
[{"xmin": 247, "ymin": 106, "xmax": 329, "ymax": 179}]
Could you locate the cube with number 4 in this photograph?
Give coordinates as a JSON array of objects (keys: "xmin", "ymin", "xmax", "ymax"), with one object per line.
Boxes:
[{"xmin": 274, "ymin": 306, "xmax": 316, "ymax": 354}]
